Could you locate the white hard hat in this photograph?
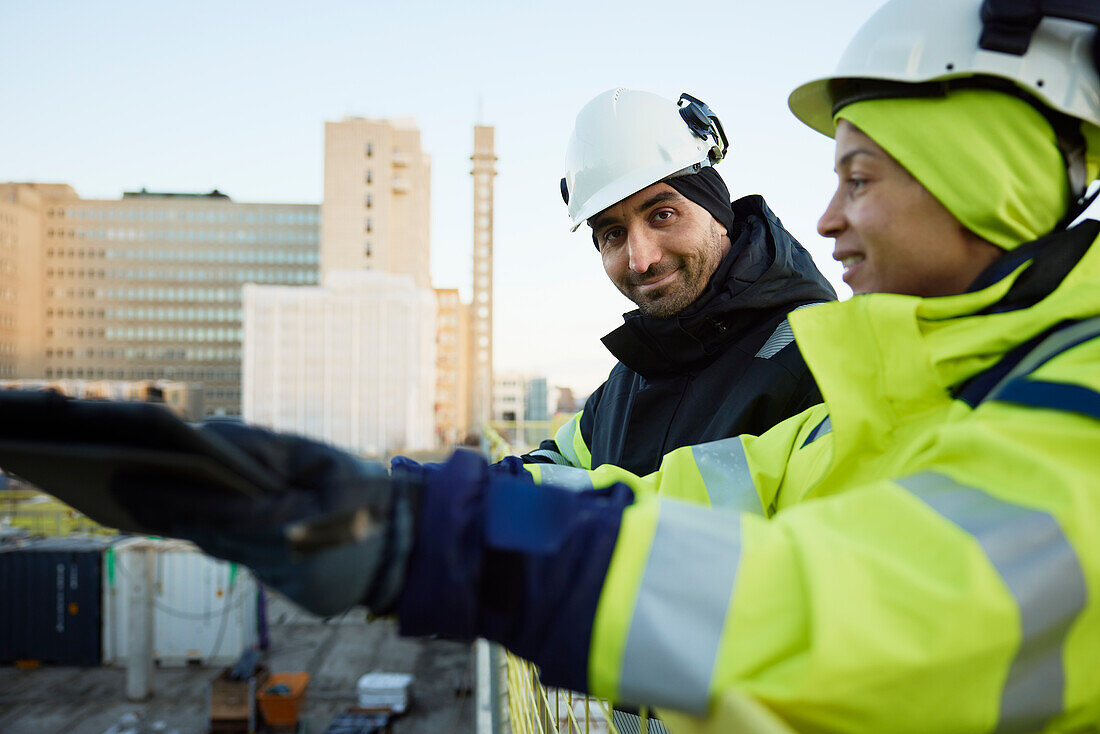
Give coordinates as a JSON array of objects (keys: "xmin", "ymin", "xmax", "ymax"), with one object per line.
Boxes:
[
  {"xmin": 562, "ymin": 88, "xmax": 729, "ymax": 231},
  {"xmin": 788, "ymin": 0, "xmax": 1100, "ymax": 195}
]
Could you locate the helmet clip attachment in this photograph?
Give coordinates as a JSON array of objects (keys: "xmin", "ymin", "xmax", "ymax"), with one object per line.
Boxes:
[
  {"xmin": 678, "ymin": 93, "xmax": 729, "ymax": 164},
  {"xmin": 979, "ymin": 0, "xmax": 1100, "ymax": 77}
]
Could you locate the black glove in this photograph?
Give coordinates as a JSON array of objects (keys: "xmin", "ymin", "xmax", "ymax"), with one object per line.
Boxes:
[
  {"xmin": 0, "ymin": 392, "xmax": 419, "ymax": 618},
  {"xmin": 115, "ymin": 421, "xmax": 420, "ymax": 617}
]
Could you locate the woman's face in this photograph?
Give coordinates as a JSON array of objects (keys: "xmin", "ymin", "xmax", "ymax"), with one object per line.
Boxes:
[{"xmin": 818, "ymin": 120, "xmax": 1003, "ymax": 297}]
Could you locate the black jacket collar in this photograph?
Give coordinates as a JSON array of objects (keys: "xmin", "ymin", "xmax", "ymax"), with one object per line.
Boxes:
[{"xmin": 602, "ymin": 195, "xmax": 836, "ymax": 378}]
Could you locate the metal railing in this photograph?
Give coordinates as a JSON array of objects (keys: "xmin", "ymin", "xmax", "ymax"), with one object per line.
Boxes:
[
  {"xmin": 479, "ymin": 425, "xmax": 647, "ymax": 734},
  {"xmin": 1, "ymin": 490, "xmax": 115, "ymax": 537}
]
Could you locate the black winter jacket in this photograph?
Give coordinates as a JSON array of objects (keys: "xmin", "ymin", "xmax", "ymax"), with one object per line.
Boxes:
[{"xmin": 523, "ymin": 195, "xmax": 837, "ymax": 476}]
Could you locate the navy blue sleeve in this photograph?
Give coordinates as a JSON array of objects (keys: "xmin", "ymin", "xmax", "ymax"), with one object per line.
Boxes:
[{"xmin": 397, "ymin": 449, "xmax": 633, "ymax": 693}]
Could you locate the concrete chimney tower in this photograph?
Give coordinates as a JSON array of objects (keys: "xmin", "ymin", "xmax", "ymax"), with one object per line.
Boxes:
[{"xmin": 468, "ymin": 126, "xmax": 496, "ymax": 430}]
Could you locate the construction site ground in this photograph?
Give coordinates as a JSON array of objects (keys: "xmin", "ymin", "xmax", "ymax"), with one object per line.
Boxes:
[{"xmin": 0, "ymin": 599, "xmax": 474, "ymax": 734}]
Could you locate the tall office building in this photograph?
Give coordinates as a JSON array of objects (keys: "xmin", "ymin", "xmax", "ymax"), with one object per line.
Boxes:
[
  {"xmin": 434, "ymin": 287, "xmax": 470, "ymax": 446},
  {"xmin": 468, "ymin": 126, "xmax": 496, "ymax": 431},
  {"xmin": 322, "ymin": 117, "xmax": 431, "ymax": 287},
  {"xmin": 0, "ymin": 182, "xmax": 320, "ymax": 416},
  {"xmin": 0, "ymin": 183, "xmax": 54, "ymax": 379},
  {"xmin": 242, "ymin": 271, "xmax": 436, "ymax": 456},
  {"xmin": 525, "ymin": 376, "xmax": 550, "ymax": 422}
]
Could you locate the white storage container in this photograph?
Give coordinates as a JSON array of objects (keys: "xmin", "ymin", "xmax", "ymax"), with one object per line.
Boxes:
[
  {"xmin": 357, "ymin": 671, "xmax": 413, "ymax": 713},
  {"xmin": 102, "ymin": 537, "xmax": 259, "ymax": 667}
]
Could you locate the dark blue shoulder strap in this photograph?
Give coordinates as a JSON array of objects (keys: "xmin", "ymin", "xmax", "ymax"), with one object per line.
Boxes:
[{"xmin": 977, "ymin": 316, "xmax": 1100, "ymax": 422}]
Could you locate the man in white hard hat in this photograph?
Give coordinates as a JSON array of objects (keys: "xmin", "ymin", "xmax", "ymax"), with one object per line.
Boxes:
[{"xmin": 518, "ymin": 89, "xmax": 835, "ymax": 477}]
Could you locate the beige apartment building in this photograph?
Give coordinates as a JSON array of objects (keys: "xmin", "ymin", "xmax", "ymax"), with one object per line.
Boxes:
[
  {"xmin": 0, "ymin": 182, "xmax": 319, "ymax": 416},
  {"xmin": 322, "ymin": 117, "xmax": 431, "ymax": 288},
  {"xmin": 0, "ymin": 183, "xmax": 58, "ymax": 379},
  {"xmin": 434, "ymin": 287, "xmax": 470, "ymax": 446}
]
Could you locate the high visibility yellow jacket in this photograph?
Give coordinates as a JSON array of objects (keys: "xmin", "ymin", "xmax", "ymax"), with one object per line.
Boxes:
[{"xmin": 525, "ymin": 223, "xmax": 1100, "ymax": 733}]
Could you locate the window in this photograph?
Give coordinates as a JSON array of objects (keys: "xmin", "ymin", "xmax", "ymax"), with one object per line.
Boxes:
[
  {"xmin": 365, "ymin": 218, "xmax": 372, "ymax": 233},
  {"xmin": 366, "ymin": 142, "xmax": 373, "ymax": 157},
  {"xmin": 365, "ymin": 169, "xmax": 373, "ymax": 184},
  {"xmin": 365, "ymin": 193, "xmax": 373, "ymax": 208}
]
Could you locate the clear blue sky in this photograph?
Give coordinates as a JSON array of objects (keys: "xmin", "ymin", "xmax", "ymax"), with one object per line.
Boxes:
[{"xmin": 3, "ymin": 0, "xmax": 891, "ymax": 394}]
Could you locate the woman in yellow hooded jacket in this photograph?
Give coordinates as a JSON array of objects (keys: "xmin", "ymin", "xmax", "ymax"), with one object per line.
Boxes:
[{"xmin": 508, "ymin": 1, "xmax": 1100, "ymax": 731}]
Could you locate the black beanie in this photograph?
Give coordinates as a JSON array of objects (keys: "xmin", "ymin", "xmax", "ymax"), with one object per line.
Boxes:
[
  {"xmin": 666, "ymin": 166, "xmax": 736, "ymax": 240},
  {"xmin": 590, "ymin": 166, "xmax": 736, "ymax": 249}
]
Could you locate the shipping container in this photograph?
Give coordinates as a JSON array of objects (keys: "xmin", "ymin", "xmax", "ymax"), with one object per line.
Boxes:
[
  {"xmin": 102, "ymin": 537, "xmax": 258, "ymax": 667},
  {"xmin": 0, "ymin": 537, "xmax": 111, "ymax": 666}
]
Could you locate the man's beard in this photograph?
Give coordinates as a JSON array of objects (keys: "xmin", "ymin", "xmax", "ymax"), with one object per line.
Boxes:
[{"xmin": 626, "ymin": 222, "xmax": 727, "ymax": 318}]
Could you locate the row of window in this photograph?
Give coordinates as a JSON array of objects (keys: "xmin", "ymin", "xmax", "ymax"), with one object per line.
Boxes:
[
  {"xmin": 47, "ymin": 228, "xmax": 319, "ymax": 245},
  {"xmin": 44, "ymin": 366, "xmax": 242, "ymax": 384},
  {"xmin": 49, "ymin": 286, "xmax": 243, "ymax": 302},
  {"xmin": 110, "ymin": 307, "xmax": 243, "ymax": 322},
  {"xmin": 49, "ymin": 208, "xmax": 319, "ymax": 225},
  {"xmin": 45, "ymin": 347, "xmax": 240, "ymax": 363},
  {"xmin": 206, "ymin": 387, "xmax": 242, "ymax": 401},
  {"xmin": 47, "ymin": 267, "xmax": 318, "ymax": 285},
  {"xmin": 48, "ymin": 307, "xmax": 244, "ymax": 323},
  {"xmin": 50, "ymin": 247, "xmax": 319, "ymax": 265},
  {"xmin": 47, "ymin": 327, "xmax": 104, "ymax": 339},
  {"xmin": 103, "ymin": 326, "xmax": 243, "ymax": 342}
]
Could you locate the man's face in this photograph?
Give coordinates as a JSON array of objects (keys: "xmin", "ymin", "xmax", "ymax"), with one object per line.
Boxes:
[
  {"xmin": 590, "ymin": 183, "xmax": 730, "ymax": 318},
  {"xmin": 818, "ymin": 120, "xmax": 1002, "ymax": 297}
]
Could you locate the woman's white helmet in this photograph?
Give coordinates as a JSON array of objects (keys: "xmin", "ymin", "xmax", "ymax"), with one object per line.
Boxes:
[
  {"xmin": 562, "ymin": 88, "xmax": 728, "ymax": 231},
  {"xmin": 788, "ymin": 0, "xmax": 1100, "ymax": 197}
]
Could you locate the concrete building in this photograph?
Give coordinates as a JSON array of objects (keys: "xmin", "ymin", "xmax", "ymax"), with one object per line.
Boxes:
[
  {"xmin": 468, "ymin": 126, "xmax": 496, "ymax": 432},
  {"xmin": 434, "ymin": 288, "xmax": 470, "ymax": 447},
  {"xmin": 0, "ymin": 183, "xmax": 320, "ymax": 417},
  {"xmin": 322, "ymin": 117, "xmax": 431, "ymax": 288},
  {"xmin": 525, "ymin": 376, "xmax": 549, "ymax": 422},
  {"xmin": 491, "ymin": 372, "xmax": 558, "ymax": 450},
  {"xmin": 3, "ymin": 117, "xmax": 453, "ymax": 429},
  {"xmin": 0, "ymin": 184, "xmax": 60, "ymax": 380},
  {"xmin": 492, "ymin": 371, "xmax": 526, "ymax": 425},
  {"xmin": 242, "ymin": 271, "xmax": 436, "ymax": 457}
]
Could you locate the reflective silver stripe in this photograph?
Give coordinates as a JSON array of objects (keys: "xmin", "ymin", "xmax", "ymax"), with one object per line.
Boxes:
[
  {"xmin": 528, "ymin": 448, "xmax": 571, "ymax": 466},
  {"xmin": 755, "ymin": 303, "xmax": 821, "ymax": 359},
  {"xmin": 691, "ymin": 437, "xmax": 763, "ymax": 514},
  {"xmin": 755, "ymin": 320, "xmax": 793, "ymax": 359},
  {"xmin": 555, "ymin": 414, "xmax": 583, "ymax": 467},
  {"xmin": 537, "ymin": 463, "xmax": 594, "ymax": 492},
  {"xmin": 900, "ymin": 473, "xmax": 1086, "ymax": 733},
  {"xmin": 619, "ymin": 500, "xmax": 741, "ymax": 714}
]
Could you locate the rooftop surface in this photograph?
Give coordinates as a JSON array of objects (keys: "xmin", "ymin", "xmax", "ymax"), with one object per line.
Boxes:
[{"xmin": 0, "ymin": 603, "xmax": 473, "ymax": 734}]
